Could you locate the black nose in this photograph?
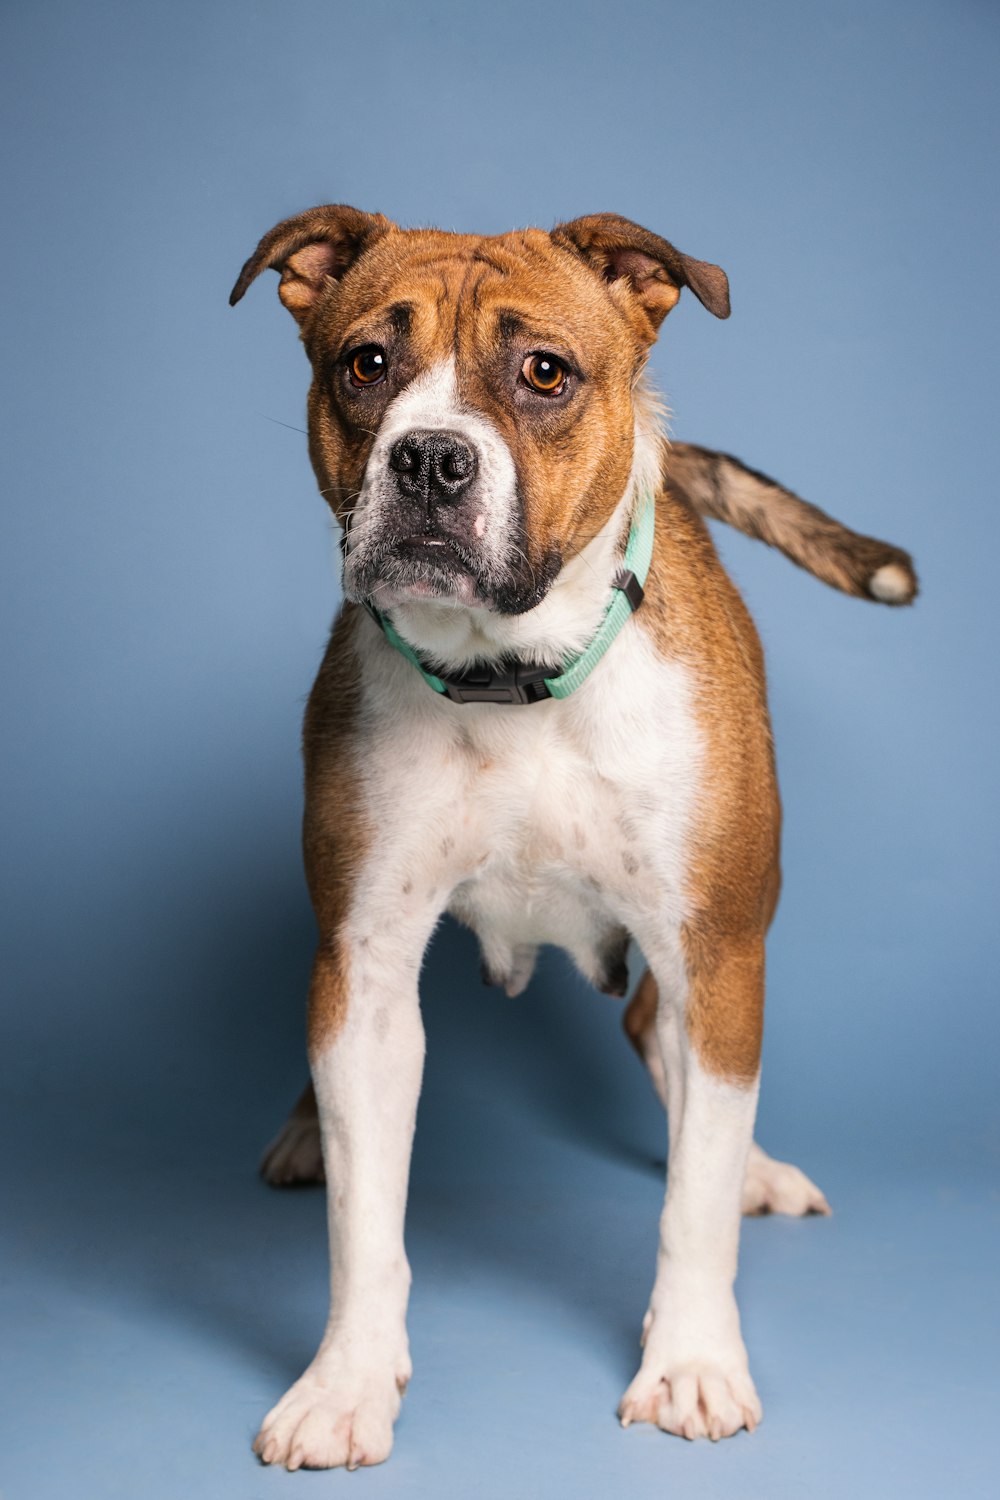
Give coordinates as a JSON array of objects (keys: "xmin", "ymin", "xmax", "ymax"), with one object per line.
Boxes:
[{"xmin": 388, "ymin": 429, "xmax": 477, "ymax": 503}]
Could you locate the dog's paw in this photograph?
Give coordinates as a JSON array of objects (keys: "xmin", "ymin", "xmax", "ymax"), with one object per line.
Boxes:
[
  {"xmin": 259, "ymin": 1115, "xmax": 325, "ymax": 1187},
  {"xmin": 619, "ymin": 1360, "xmax": 762, "ymax": 1441},
  {"xmin": 253, "ymin": 1361, "xmax": 409, "ymax": 1471},
  {"xmin": 742, "ymin": 1142, "xmax": 830, "ymax": 1217}
]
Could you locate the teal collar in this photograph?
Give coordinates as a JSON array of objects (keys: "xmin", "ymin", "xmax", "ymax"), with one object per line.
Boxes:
[{"xmin": 364, "ymin": 488, "xmax": 656, "ymax": 706}]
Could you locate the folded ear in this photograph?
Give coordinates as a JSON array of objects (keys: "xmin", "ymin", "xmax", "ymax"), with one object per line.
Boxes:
[
  {"xmin": 229, "ymin": 204, "xmax": 395, "ymax": 324},
  {"xmin": 552, "ymin": 212, "xmax": 730, "ymax": 335}
]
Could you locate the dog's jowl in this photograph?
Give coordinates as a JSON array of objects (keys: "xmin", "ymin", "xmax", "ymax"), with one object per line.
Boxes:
[{"xmin": 231, "ymin": 205, "xmax": 916, "ymax": 1470}]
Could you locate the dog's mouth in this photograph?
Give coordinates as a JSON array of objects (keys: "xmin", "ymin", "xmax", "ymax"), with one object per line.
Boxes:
[
  {"xmin": 395, "ymin": 534, "xmax": 463, "ymax": 558},
  {"xmin": 344, "ymin": 516, "xmax": 562, "ymax": 618},
  {"xmin": 349, "ymin": 531, "xmax": 486, "ymax": 610}
]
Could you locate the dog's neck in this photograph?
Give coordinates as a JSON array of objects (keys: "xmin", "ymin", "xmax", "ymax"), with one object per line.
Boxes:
[{"xmin": 378, "ymin": 389, "xmax": 665, "ymax": 674}]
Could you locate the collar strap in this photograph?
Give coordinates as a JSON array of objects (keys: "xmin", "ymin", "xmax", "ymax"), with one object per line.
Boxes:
[{"xmin": 361, "ymin": 488, "xmax": 656, "ymax": 706}]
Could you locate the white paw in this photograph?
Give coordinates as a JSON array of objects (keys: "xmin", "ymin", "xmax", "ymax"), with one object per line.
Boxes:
[
  {"xmin": 253, "ymin": 1361, "xmax": 408, "ymax": 1470},
  {"xmin": 259, "ymin": 1117, "xmax": 324, "ymax": 1187},
  {"xmin": 742, "ymin": 1143, "xmax": 830, "ymax": 1217},
  {"xmin": 619, "ymin": 1360, "xmax": 762, "ymax": 1441}
]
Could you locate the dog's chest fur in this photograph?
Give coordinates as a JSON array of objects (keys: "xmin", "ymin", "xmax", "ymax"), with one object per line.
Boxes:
[{"xmin": 359, "ymin": 624, "xmax": 703, "ymax": 994}]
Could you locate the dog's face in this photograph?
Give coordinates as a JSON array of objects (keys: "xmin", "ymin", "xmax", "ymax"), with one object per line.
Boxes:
[{"xmin": 231, "ymin": 208, "xmax": 729, "ymax": 615}]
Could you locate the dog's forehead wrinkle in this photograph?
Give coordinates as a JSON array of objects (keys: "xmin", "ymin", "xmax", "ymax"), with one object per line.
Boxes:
[
  {"xmin": 452, "ymin": 257, "xmax": 482, "ymax": 359},
  {"xmin": 387, "ymin": 300, "xmax": 413, "ymax": 334},
  {"xmin": 338, "ymin": 233, "xmax": 620, "ymax": 396}
]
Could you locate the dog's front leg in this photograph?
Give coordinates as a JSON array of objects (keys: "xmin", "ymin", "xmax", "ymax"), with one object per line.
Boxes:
[
  {"xmin": 253, "ymin": 925, "xmax": 427, "ymax": 1471},
  {"xmin": 619, "ymin": 933, "xmax": 763, "ymax": 1440}
]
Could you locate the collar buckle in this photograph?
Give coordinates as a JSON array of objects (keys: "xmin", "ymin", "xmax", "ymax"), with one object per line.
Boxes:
[
  {"xmin": 440, "ymin": 660, "xmax": 555, "ymax": 706},
  {"xmin": 613, "ymin": 567, "xmax": 645, "ymax": 613}
]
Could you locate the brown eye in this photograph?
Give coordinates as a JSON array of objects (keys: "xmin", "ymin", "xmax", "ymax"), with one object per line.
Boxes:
[
  {"xmin": 349, "ymin": 346, "xmax": 388, "ymax": 386},
  {"xmin": 522, "ymin": 352, "xmax": 567, "ymax": 395}
]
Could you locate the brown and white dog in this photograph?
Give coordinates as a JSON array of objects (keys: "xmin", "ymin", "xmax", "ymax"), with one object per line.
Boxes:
[{"xmin": 230, "ymin": 205, "xmax": 916, "ymax": 1470}]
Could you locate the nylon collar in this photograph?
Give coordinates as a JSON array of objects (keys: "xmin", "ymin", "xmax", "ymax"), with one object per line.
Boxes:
[{"xmin": 358, "ymin": 489, "xmax": 656, "ymax": 706}]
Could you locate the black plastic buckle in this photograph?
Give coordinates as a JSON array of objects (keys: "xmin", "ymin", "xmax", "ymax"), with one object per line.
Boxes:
[
  {"xmin": 614, "ymin": 567, "xmax": 645, "ymax": 612},
  {"xmin": 439, "ymin": 659, "xmax": 556, "ymax": 706}
]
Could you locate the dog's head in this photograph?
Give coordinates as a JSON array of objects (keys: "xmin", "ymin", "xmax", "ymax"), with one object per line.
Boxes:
[{"xmin": 231, "ymin": 206, "xmax": 729, "ymax": 616}]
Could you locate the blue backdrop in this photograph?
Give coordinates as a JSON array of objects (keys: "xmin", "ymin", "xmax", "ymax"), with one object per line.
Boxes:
[{"xmin": 1, "ymin": 3, "xmax": 997, "ymax": 1497}]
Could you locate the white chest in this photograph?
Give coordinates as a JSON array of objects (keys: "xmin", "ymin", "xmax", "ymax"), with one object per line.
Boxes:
[{"xmin": 359, "ymin": 626, "xmax": 704, "ymax": 995}]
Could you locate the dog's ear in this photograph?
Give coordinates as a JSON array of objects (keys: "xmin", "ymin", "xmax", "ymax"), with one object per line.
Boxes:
[
  {"xmin": 552, "ymin": 212, "xmax": 730, "ymax": 335},
  {"xmin": 229, "ymin": 204, "xmax": 396, "ymax": 325}
]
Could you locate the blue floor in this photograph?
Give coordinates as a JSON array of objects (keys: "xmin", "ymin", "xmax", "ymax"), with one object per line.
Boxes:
[{"xmin": 3, "ymin": 937, "xmax": 998, "ymax": 1499}]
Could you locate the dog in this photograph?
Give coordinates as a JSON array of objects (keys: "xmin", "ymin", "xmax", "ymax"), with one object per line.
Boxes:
[{"xmin": 230, "ymin": 205, "xmax": 916, "ymax": 1470}]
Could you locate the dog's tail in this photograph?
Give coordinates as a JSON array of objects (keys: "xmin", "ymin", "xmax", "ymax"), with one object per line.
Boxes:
[{"xmin": 666, "ymin": 442, "xmax": 918, "ymax": 605}]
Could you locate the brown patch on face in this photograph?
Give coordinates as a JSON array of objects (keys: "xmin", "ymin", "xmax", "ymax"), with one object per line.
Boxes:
[
  {"xmin": 301, "ymin": 606, "xmax": 370, "ymax": 1058},
  {"xmin": 450, "ymin": 229, "xmax": 642, "ymax": 598},
  {"xmin": 638, "ymin": 490, "xmax": 781, "ymax": 1084},
  {"xmin": 302, "ymin": 234, "xmax": 475, "ymax": 527}
]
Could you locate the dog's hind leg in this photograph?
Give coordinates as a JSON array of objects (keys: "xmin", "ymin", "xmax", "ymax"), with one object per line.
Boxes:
[
  {"xmin": 259, "ymin": 1082, "xmax": 325, "ymax": 1186},
  {"xmin": 623, "ymin": 968, "xmax": 829, "ymax": 1217}
]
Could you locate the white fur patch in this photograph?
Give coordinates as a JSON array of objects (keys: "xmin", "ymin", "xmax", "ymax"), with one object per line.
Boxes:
[{"xmin": 869, "ymin": 561, "xmax": 912, "ymax": 603}]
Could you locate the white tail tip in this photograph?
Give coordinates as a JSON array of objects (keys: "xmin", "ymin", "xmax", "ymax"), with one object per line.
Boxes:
[{"xmin": 869, "ymin": 562, "xmax": 913, "ymax": 604}]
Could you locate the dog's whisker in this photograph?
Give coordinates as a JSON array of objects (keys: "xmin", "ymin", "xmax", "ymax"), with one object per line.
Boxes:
[{"xmin": 257, "ymin": 413, "xmax": 308, "ymax": 435}]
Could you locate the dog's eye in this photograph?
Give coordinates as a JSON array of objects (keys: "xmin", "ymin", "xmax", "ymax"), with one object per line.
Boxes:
[
  {"xmin": 522, "ymin": 352, "xmax": 567, "ymax": 396},
  {"xmin": 349, "ymin": 346, "xmax": 388, "ymax": 387}
]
